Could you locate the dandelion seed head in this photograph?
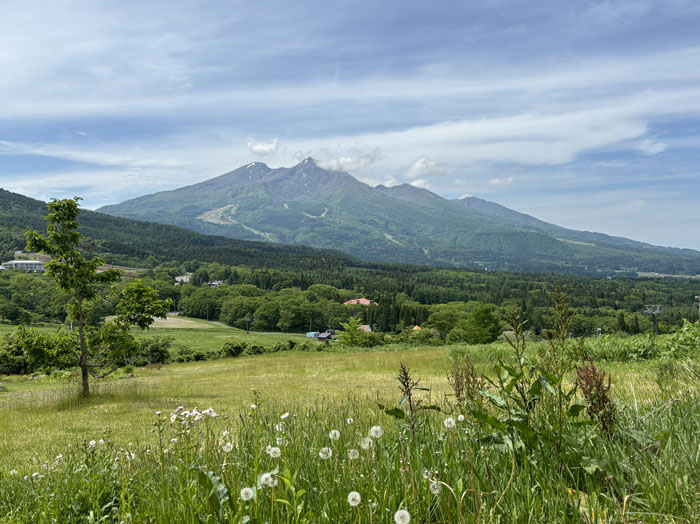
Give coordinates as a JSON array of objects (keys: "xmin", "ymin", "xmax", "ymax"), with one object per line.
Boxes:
[
  {"xmin": 89, "ymin": 440, "xmax": 96, "ymax": 447},
  {"xmin": 269, "ymin": 446, "xmax": 281, "ymax": 458},
  {"xmin": 369, "ymin": 426, "xmax": 384, "ymax": 439},
  {"xmin": 457, "ymin": 414, "xmax": 465, "ymax": 422},
  {"xmin": 261, "ymin": 472, "xmax": 278, "ymax": 487},
  {"xmin": 429, "ymin": 480, "xmax": 442, "ymax": 495},
  {"xmin": 329, "ymin": 429, "xmax": 341, "ymax": 440},
  {"xmin": 360, "ymin": 437, "xmax": 373, "ymax": 450},
  {"xmin": 223, "ymin": 442, "xmax": 233, "ymax": 453},
  {"xmin": 444, "ymin": 417, "xmax": 456, "ymax": 429},
  {"xmin": 394, "ymin": 509, "xmax": 411, "ymax": 524},
  {"xmin": 240, "ymin": 487, "xmax": 255, "ymax": 501},
  {"xmin": 348, "ymin": 449, "xmax": 359, "ymax": 460},
  {"xmin": 9, "ymin": 470, "xmax": 17, "ymax": 476},
  {"xmin": 347, "ymin": 491, "xmax": 361, "ymax": 507},
  {"xmin": 318, "ymin": 447, "xmax": 333, "ymax": 459}
]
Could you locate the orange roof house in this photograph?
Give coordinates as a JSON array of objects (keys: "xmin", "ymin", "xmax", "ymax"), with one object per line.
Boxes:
[{"xmin": 343, "ymin": 298, "xmax": 379, "ymax": 306}]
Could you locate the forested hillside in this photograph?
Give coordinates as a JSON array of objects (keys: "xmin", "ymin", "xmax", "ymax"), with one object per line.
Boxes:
[{"xmin": 2, "ymin": 188, "xmax": 699, "ymax": 337}]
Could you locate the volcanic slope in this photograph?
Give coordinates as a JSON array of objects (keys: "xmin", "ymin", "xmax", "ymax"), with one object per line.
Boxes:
[{"xmin": 99, "ymin": 158, "xmax": 700, "ymax": 275}]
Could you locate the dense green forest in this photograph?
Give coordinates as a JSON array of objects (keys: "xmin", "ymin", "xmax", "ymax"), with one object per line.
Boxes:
[
  {"xmin": 1, "ymin": 189, "xmax": 699, "ymax": 339},
  {"xmin": 2, "ymin": 257, "xmax": 698, "ymax": 338}
]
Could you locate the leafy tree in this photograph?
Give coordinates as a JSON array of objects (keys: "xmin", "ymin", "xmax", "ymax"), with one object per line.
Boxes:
[
  {"xmin": 339, "ymin": 316, "xmax": 366, "ymax": 347},
  {"xmin": 26, "ymin": 197, "xmax": 121, "ymax": 396},
  {"xmin": 451, "ymin": 305, "xmax": 503, "ymax": 344},
  {"xmin": 277, "ymin": 308, "xmax": 293, "ymax": 332},
  {"xmin": 113, "ymin": 279, "xmax": 171, "ymax": 330},
  {"xmin": 617, "ymin": 311, "xmax": 628, "ymax": 333}
]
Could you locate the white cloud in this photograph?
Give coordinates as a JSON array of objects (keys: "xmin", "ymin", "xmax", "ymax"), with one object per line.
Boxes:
[
  {"xmin": 296, "ymin": 147, "xmax": 382, "ymax": 173},
  {"xmin": 405, "ymin": 155, "xmax": 446, "ymax": 179},
  {"xmin": 247, "ymin": 137, "xmax": 279, "ymax": 155},
  {"xmin": 410, "ymin": 179, "xmax": 430, "ymax": 189},
  {"xmin": 637, "ymin": 138, "xmax": 667, "ymax": 155},
  {"xmin": 459, "ymin": 193, "xmax": 473, "ymax": 199},
  {"xmin": 489, "ymin": 176, "xmax": 515, "ymax": 186}
]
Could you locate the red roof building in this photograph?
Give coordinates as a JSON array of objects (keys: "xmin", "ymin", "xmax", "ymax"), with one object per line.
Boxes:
[{"xmin": 343, "ymin": 298, "xmax": 379, "ymax": 306}]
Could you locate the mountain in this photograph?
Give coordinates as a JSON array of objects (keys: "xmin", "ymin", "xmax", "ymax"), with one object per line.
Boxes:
[{"xmin": 98, "ymin": 159, "xmax": 700, "ymax": 275}]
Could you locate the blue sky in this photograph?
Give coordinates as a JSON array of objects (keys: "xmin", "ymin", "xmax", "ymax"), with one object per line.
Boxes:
[{"xmin": 2, "ymin": 0, "xmax": 700, "ymax": 249}]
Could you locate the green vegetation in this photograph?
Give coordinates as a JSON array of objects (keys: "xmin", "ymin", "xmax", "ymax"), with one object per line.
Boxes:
[
  {"xmin": 1, "ymin": 191, "xmax": 700, "ymax": 520},
  {"xmin": 1, "ymin": 320, "xmax": 698, "ymax": 522}
]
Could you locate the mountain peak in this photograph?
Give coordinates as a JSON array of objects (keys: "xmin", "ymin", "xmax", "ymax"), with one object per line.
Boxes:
[{"xmin": 297, "ymin": 157, "xmax": 317, "ymax": 167}]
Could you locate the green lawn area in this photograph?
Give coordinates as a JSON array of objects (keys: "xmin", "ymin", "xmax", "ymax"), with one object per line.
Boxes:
[{"xmin": 0, "ymin": 319, "xmax": 672, "ymax": 468}]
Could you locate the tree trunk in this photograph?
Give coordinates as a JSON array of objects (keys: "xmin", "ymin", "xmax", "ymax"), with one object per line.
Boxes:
[{"xmin": 77, "ymin": 297, "xmax": 89, "ymax": 396}]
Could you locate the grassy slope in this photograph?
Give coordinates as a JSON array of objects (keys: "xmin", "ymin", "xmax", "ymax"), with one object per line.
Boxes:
[{"xmin": 0, "ymin": 321, "xmax": 662, "ymax": 467}]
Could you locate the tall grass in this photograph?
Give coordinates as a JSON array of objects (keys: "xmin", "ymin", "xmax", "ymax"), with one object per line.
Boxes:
[{"xmin": 1, "ymin": 379, "xmax": 699, "ymax": 523}]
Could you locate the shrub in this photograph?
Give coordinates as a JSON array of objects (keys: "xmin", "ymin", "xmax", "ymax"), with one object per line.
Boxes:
[
  {"xmin": 138, "ymin": 336, "xmax": 173, "ymax": 365},
  {"xmin": 583, "ymin": 334, "xmax": 661, "ymax": 362},
  {"xmin": 221, "ymin": 341, "xmax": 247, "ymax": 358}
]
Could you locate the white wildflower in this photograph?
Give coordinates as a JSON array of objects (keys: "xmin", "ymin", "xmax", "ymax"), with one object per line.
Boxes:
[
  {"xmin": 155, "ymin": 411, "xmax": 161, "ymax": 416},
  {"xmin": 444, "ymin": 417, "xmax": 456, "ymax": 429},
  {"xmin": 280, "ymin": 412, "xmax": 289, "ymax": 419},
  {"xmin": 346, "ymin": 417, "xmax": 354, "ymax": 424},
  {"xmin": 170, "ymin": 414, "xmax": 177, "ymax": 423},
  {"xmin": 223, "ymin": 442, "xmax": 233, "ymax": 453},
  {"xmin": 10, "ymin": 470, "xmax": 17, "ymax": 476},
  {"xmin": 347, "ymin": 491, "xmax": 361, "ymax": 507},
  {"xmin": 318, "ymin": 447, "xmax": 333, "ymax": 459},
  {"xmin": 360, "ymin": 437, "xmax": 373, "ymax": 450},
  {"xmin": 457, "ymin": 414, "xmax": 465, "ymax": 422},
  {"xmin": 348, "ymin": 449, "xmax": 359, "ymax": 460},
  {"xmin": 171, "ymin": 438, "xmax": 178, "ymax": 444},
  {"xmin": 269, "ymin": 446, "xmax": 281, "ymax": 458},
  {"xmin": 250, "ymin": 404, "xmax": 257, "ymax": 410},
  {"xmin": 240, "ymin": 487, "xmax": 255, "ymax": 501},
  {"xmin": 369, "ymin": 426, "xmax": 383, "ymax": 439},
  {"xmin": 329, "ymin": 429, "xmax": 341, "ymax": 440},
  {"xmin": 261, "ymin": 472, "xmax": 278, "ymax": 487},
  {"xmin": 394, "ymin": 509, "xmax": 411, "ymax": 524},
  {"xmin": 89, "ymin": 440, "xmax": 96, "ymax": 447},
  {"xmin": 276, "ymin": 436, "xmax": 286, "ymax": 446}
]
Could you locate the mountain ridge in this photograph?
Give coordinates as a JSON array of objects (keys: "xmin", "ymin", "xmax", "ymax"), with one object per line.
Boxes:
[{"xmin": 98, "ymin": 159, "xmax": 700, "ymax": 275}]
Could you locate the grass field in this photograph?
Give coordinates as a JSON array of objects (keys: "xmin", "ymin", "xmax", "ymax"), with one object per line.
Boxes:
[
  {"xmin": 1, "ymin": 321, "xmax": 699, "ymax": 522},
  {"xmin": 0, "ymin": 324, "xmax": 668, "ymax": 466}
]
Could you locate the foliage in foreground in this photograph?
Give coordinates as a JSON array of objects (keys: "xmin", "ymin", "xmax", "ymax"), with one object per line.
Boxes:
[{"xmin": 1, "ymin": 388, "xmax": 698, "ymax": 523}]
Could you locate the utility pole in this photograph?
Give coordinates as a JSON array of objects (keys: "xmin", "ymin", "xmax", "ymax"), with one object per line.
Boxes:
[
  {"xmin": 643, "ymin": 305, "xmax": 662, "ymax": 335},
  {"xmin": 245, "ymin": 316, "xmax": 251, "ymax": 334},
  {"xmin": 695, "ymin": 295, "xmax": 700, "ymax": 322}
]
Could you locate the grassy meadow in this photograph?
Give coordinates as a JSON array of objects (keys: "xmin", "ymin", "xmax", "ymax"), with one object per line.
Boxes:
[{"xmin": 1, "ymin": 319, "xmax": 699, "ymax": 522}]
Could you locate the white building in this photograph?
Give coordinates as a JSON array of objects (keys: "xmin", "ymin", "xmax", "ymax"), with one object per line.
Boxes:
[{"xmin": 3, "ymin": 260, "xmax": 45, "ymax": 273}]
